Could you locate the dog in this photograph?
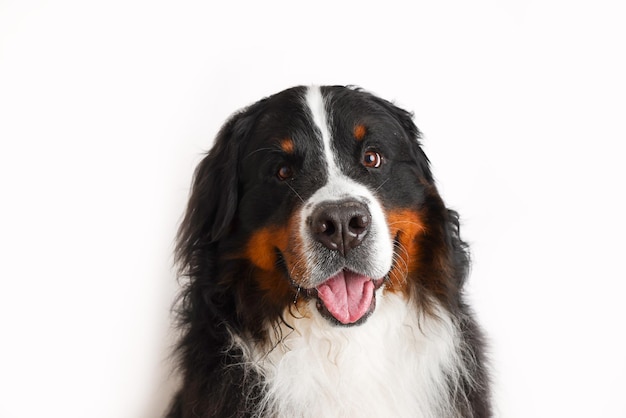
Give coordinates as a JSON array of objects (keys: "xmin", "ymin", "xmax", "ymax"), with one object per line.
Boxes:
[{"xmin": 167, "ymin": 85, "xmax": 491, "ymax": 417}]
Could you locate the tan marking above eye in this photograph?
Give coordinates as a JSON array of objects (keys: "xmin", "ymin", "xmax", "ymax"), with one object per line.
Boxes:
[
  {"xmin": 353, "ymin": 124, "xmax": 367, "ymax": 141},
  {"xmin": 280, "ymin": 138, "xmax": 295, "ymax": 154}
]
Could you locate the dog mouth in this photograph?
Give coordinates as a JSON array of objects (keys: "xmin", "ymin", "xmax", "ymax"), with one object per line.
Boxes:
[{"xmin": 306, "ymin": 270, "xmax": 385, "ymax": 326}]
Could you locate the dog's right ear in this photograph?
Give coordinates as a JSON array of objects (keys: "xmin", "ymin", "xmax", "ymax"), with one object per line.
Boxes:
[{"xmin": 176, "ymin": 109, "xmax": 254, "ymax": 271}]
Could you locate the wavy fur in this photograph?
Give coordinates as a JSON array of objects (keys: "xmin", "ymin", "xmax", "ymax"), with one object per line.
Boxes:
[{"xmin": 167, "ymin": 85, "xmax": 491, "ymax": 417}]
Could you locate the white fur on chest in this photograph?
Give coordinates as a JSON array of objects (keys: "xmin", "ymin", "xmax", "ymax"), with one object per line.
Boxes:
[{"xmin": 242, "ymin": 291, "xmax": 464, "ymax": 418}]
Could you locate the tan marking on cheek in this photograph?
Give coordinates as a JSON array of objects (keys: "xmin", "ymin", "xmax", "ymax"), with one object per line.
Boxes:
[
  {"xmin": 242, "ymin": 211, "xmax": 317, "ymax": 311},
  {"xmin": 353, "ymin": 124, "xmax": 367, "ymax": 141},
  {"xmin": 246, "ymin": 228, "xmax": 275, "ymax": 271},
  {"xmin": 244, "ymin": 212, "xmax": 309, "ymax": 285},
  {"xmin": 245, "ymin": 225, "xmax": 294, "ymax": 307},
  {"xmin": 385, "ymin": 209, "xmax": 426, "ymax": 292},
  {"xmin": 280, "ymin": 137, "xmax": 295, "ymax": 154},
  {"xmin": 255, "ymin": 268, "xmax": 293, "ymax": 306},
  {"xmin": 246, "ymin": 226, "xmax": 289, "ymax": 271}
]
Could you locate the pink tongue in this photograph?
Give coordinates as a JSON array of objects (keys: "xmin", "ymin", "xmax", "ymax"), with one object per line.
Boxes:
[{"xmin": 316, "ymin": 271, "xmax": 374, "ymax": 324}]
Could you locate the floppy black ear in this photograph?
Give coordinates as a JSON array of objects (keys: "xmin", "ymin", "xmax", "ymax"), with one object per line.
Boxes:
[{"xmin": 176, "ymin": 110, "xmax": 253, "ymax": 271}]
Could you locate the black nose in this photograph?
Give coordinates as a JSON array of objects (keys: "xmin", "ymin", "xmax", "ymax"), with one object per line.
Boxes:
[{"xmin": 309, "ymin": 200, "xmax": 371, "ymax": 256}]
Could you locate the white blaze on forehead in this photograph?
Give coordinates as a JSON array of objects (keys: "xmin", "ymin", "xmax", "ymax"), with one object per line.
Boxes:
[
  {"xmin": 305, "ymin": 86, "xmax": 342, "ymax": 177},
  {"xmin": 301, "ymin": 86, "xmax": 394, "ymax": 285}
]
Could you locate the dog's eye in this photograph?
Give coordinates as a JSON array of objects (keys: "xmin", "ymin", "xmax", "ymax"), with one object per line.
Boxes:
[
  {"xmin": 362, "ymin": 150, "xmax": 383, "ymax": 168},
  {"xmin": 277, "ymin": 165, "xmax": 294, "ymax": 181}
]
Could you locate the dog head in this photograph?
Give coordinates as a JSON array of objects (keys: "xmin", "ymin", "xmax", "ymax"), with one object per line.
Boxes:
[{"xmin": 176, "ymin": 86, "xmax": 467, "ymax": 333}]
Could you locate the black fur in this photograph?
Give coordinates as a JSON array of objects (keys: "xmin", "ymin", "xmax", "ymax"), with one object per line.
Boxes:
[{"xmin": 167, "ymin": 86, "xmax": 491, "ymax": 417}]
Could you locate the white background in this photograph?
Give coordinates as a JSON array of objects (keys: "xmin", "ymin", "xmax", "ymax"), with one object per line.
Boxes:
[{"xmin": 1, "ymin": 1, "xmax": 625, "ymax": 417}]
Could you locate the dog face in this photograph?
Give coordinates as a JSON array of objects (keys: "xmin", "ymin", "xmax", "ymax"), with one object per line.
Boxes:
[
  {"xmin": 170, "ymin": 87, "xmax": 491, "ymax": 417},
  {"xmin": 177, "ymin": 85, "xmax": 460, "ymax": 330}
]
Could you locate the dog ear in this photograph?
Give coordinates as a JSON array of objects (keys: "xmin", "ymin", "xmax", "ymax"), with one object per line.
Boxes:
[{"xmin": 176, "ymin": 110, "xmax": 255, "ymax": 270}]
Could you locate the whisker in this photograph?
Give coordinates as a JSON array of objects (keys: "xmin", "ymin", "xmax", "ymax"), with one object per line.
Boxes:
[
  {"xmin": 243, "ymin": 147, "xmax": 276, "ymax": 161},
  {"xmin": 293, "ymin": 286, "xmax": 301, "ymax": 304},
  {"xmin": 389, "ymin": 241, "xmax": 410, "ymax": 286},
  {"xmin": 388, "ymin": 220, "xmax": 424, "ymax": 228},
  {"xmin": 374, "ymin": 177, "xmax": 391, "ymax": 193},
  {"xmin": 286, "ymin": 181, "xmax": 305, "ymax": 203}
]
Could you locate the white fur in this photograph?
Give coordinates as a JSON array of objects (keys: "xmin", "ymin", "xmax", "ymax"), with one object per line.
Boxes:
[
  {"xmin": 230, "ymin": 86, "xmax": 472, "ymax": 417},
  {"xmin": 304, "ymin": 86, "xmax": 336, "ymax": 176},
  {"xmin": 299, "ymin": 86, "xmax": 394, "ymax": 287},
  {"xmin": 239, "ymin": 293, "xmax": 468, "ymax": 418}
]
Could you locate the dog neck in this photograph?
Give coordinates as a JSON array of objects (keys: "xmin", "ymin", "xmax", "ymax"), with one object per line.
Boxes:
[{"xmin": 234, "ymin": 290, "xmax": 469, "ymax": 418}]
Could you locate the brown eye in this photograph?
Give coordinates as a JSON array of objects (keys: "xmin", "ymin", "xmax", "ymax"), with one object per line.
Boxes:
[
  {"xmin": 363, "ymin": 150, "xmax": 382, "ymax": 168},
  {"xmin": 277, "ymin": 165, "xmax": 294, "ymax": 180}
]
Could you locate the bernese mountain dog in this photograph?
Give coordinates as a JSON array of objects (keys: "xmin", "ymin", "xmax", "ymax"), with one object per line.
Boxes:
[{"xmin": 167, "ymin": 85, "xmax": 491, "ymax": 417}]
